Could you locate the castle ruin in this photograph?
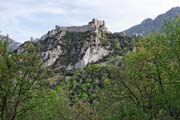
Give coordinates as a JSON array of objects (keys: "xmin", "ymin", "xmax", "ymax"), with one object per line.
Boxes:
[{"xmin": 55, "ymin": 18, "xmax": 108, "ymax": 33}]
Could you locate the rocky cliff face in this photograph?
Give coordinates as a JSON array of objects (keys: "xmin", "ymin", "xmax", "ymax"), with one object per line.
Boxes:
[
  {"xmin": 17, "ymin": 19, "xmax": 120, "ymax": 71},
  {"xmin": 0, "ymin": 35, "xmax": 20, "ymax": 50},
  {"xmin": 124, "ymin": 7, "xmax": 180, "ymax": 35}
]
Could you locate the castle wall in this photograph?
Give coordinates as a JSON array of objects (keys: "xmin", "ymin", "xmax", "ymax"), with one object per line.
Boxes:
[
  {"xmin": 59, "ymin": 25, "xmax": 94, "ymax": 32},
  {"xmin": 55, "ymin": 19, "xmax": 107, "ymax": 33}
]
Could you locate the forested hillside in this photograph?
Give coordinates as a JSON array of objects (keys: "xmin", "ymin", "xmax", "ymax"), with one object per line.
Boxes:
[{"xmin": 0, "ymin": 16, "xmax": 180, "ymax": 120}]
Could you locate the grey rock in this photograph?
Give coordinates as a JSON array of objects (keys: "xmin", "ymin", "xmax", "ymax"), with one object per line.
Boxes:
[{"xmin": 74, "ymin": 46, "xmax": 110, "ymax": 69}]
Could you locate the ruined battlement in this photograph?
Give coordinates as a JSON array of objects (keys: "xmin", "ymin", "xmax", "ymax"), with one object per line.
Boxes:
[{"xmin": 55, "ymin": 18, "xmax": 107, "ymax": 33}]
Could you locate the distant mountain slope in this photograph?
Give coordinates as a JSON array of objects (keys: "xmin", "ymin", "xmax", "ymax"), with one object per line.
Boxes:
[
  {"xmin": 0, "ymin": 34, "xmax": 20, "ymax": 50},
  {"xmin": 124, "ymin": 7, "xmax": 180, "ymax": 35}
]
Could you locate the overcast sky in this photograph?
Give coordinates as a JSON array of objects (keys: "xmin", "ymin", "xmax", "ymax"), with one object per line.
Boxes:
[{"xmin": 0, "ymin": 0, "xmax": 180, "ymax": 43}]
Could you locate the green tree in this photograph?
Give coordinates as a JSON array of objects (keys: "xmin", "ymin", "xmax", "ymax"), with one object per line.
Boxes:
[
  {"xmin": 120, "ymin": 17, "xmax": 180, "ymax": 120},
  {"xmin": 0, "ymin": 41, "xmax": 46, "ymax": 120},
  {"xmin": 17, "ymin": 86, "xmax": 73, "ymax": 120}
]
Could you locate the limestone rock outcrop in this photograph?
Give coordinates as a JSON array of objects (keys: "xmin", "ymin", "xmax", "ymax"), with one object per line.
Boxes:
[{"xmin": 18, "ymin": 19, "xmax": 113, "ymax": 71}]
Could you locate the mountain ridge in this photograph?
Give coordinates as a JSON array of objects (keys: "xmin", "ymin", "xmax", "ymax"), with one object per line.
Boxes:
[
  {"xmin": 0, "ymin": 34, "xmax": 20, "ymax": 50},
  {"xmin": 123, "ymin": 6, "xmax": 180, "ymax": 35}
]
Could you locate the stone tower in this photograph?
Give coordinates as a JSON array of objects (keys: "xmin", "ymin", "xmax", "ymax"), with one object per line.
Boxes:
[{"xmin": 89, "ymin": 18, "xmax": 106, "ymax": 29}]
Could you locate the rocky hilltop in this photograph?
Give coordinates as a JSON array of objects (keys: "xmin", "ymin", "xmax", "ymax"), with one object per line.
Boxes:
[
  {"xmin": 40, "ymin": 19, "xmax": 111, "ymax": 70},
  {"xmin": 17, "ymin": 19, "xmax": 133, "ymax": 71},
  {"xmin": 0, "ymin": 34, "xmax": 20, "ymax": 50},
  {"xmin": 124, "ymin": 7, "xmax": 180, "ymax": 35}
]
